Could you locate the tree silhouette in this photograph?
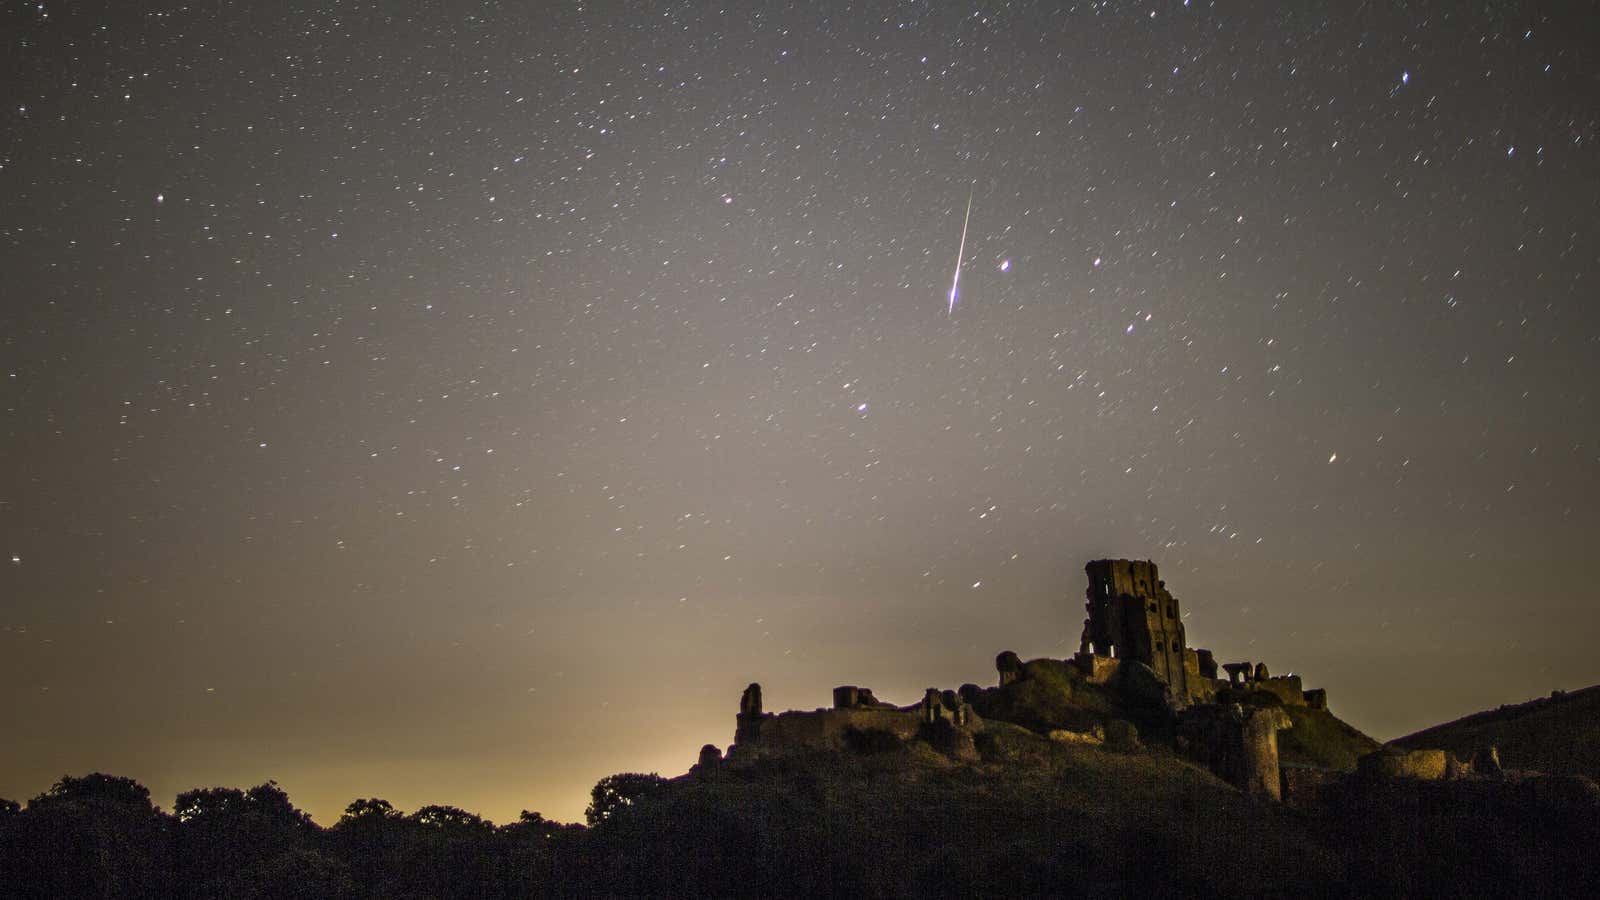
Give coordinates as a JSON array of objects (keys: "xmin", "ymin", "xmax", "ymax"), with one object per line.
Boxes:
[
  {"xmin": 585, "ymin": 772, "xmax": 668, "ymax": 827},
  {"xmin": 409, "ymin": 804, "xmax": 492, "ymax": 833},
  {"xmin": 399, "ymin": 804, "xmax": 504, "ymax": 899},
  {"xmin": 328, "ymin": 798, "xmax": 411, "ymax": 897},
  {"xmin": 171, "ymin": 781, "xmax": 318, "ymax": 899},
  {"xmin": 1, "ymin": 764, "xmax": 1596, "ymax": 898},
  {"xmin": 7, "ymin": 774, "xmax": 171, "ymax": 900},
  {"xmin": 498, "ymin": 809, "xmax": 585, "ymax": 896},
  {"xmin": 338, "ymin": 797, "xmax": 403, "ymax": 825}
]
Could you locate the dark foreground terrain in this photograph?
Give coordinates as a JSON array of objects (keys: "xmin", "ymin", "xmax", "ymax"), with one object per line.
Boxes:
[{"xmin": 3, "ymin": 732, "xmax": 1597, "ymax": 899}]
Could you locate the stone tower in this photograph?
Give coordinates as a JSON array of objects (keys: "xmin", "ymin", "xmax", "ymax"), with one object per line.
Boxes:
[{"xmin": 1082, "ymin": 559, "xmax": 1188, "ymax": 697}]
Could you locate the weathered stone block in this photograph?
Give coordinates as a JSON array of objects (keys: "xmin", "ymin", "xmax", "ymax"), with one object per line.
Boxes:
[
  {"xmin": 1177, "ymin": 704, "xmax": 1292, "ymax": 802},
  {"xmin": 1239, "ymin": 707, "xmax": 1291, "ymax": 801},
  {"xmin": 1359, "ymin": 747, "xmax": 1448, "ymax": 780},
  {"xmin": 1047, "ymin": 726, "xmax": 1105, "ymax": 745},
  {"xmin": 1279, "ymin": 765, "xmax": 1338, "ymax": 807}
]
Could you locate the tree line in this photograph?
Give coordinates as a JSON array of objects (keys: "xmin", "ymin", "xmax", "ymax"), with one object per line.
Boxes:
[{"xmin": 0, "ymin": 771, "xmax": 666, "ymax": 900}]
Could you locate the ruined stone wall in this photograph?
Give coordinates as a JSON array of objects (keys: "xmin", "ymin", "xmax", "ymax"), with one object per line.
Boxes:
[
  {"xmin": 1178, "ymin": 704, "xmax": 1293, "ymax": 802},
  {"xmin": 731, "ymin": 707, "xmax": 924, "ymax": 761},
  {"xmin": 1128, "ymin": 594, "xmax": 1187, "ymax": 694},
  {"xmin": 1280, "ymin": 765, "xmax": 1340, "ymax": 807},
  {"xmin": 1182, "ymin": 650, "xmax": 1219, "ymax": 704},
  {"xmin": 1074, "ymin": 652, "xmax": 1121, "ymax": 684},
  {"xmin": 1239, "ymin": 707, "xmax": 1291, "ymax": 801},
  {"xmin": 1249, "ymin": 675, "xmax": 1306, "ymax": 707},
  {"xmin": 1359, "ymin": 747, "xmax": 1449, "ymax": 780},
  {"xmin": 1083, "ymin": 559, "xmax": 1152, "ymax": 655},
  {"xmin": 1083, "ymin": 559, "xmax": 1189, "ymax": 698}
]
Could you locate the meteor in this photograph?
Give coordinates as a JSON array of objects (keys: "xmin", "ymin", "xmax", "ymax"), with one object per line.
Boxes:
[{"xmin": 947, "ymin": 185, "xmax": 973, "ymax": 316}]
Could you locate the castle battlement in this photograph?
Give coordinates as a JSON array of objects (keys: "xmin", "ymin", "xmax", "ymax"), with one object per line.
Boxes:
[{"xmin": 714, "ymin": 560, "xmax": 1332, "ymax": 802}]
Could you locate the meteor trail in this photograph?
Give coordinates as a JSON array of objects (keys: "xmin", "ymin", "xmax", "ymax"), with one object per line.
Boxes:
[{"xmin": 947, "ymin": 186, "xmax": 973, "ymax": 316}]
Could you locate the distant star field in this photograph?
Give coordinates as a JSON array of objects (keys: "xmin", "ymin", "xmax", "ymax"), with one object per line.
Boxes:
[{"xmin": 3, "ymin": 2, "xmax": 1597, "ymax": 824}]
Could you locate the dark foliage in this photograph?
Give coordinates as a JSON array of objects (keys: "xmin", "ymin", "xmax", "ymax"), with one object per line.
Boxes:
[
  {"xmin": 2, "ymin": 773, "xmax": 172, "ymax": 900},
  {"xmin": 583, "ymin": 772, "xmax": 668, "ymax": 827},
  {"xmin": 171, "ymin": 781, "xmax": 318, "ymax": 899},
  {"xmin": 1, "ymin": 762, "xmax": 1595, "ymax": 899}
]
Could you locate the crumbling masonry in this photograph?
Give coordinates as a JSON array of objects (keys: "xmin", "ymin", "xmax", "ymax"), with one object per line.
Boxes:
[
  {"xmin": 1079, "ymin": 559, "xmax": 1192, "ymax": 698},
  {"xmin": 722, "ymin": 559, "xmax": 1334, "ymax": 802}
]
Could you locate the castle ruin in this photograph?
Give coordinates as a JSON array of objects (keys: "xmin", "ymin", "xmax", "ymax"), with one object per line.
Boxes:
[
  {"xmin": 721, "ymin": 559, "xmax": 1334, "ymax": 802},
  {"xmin": 1078, "ymin": 559, "xmax": 1193, "ymax": 699}
]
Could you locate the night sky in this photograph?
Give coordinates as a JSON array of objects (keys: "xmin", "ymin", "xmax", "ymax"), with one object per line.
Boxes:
[{"xmin": 4, "ymin": 2, "xmax": 1597, "ymax": 825}]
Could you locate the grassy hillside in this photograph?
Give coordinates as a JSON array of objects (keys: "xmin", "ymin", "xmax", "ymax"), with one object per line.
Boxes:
[
  {"xmin": 1278, "ymin": 705, "xmax": 1382, "ymax": 771},
  {"xmin": 589, "ymin": 732, "xmax": 1598, "ymax": 898},
  {"xmin": 1393, "ymin": 685, "xmax": 1600, "ymax": 780},
  {"xmin": 603, "ymin": 740, "xmax": 1340, "ymax": 897}
]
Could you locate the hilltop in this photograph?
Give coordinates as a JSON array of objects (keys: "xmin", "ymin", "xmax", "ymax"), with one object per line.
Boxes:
[
  {"xmin": 714, "ymin": 560, "xmax": 1380, "ymax": 806},
  {"xmin": 1393, "ymin": 684, "xmax": 1600, "ymax": 782},
  {"xmin": 582, "ymin": 731, "xmax": 1598, "ymax": 898}
]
